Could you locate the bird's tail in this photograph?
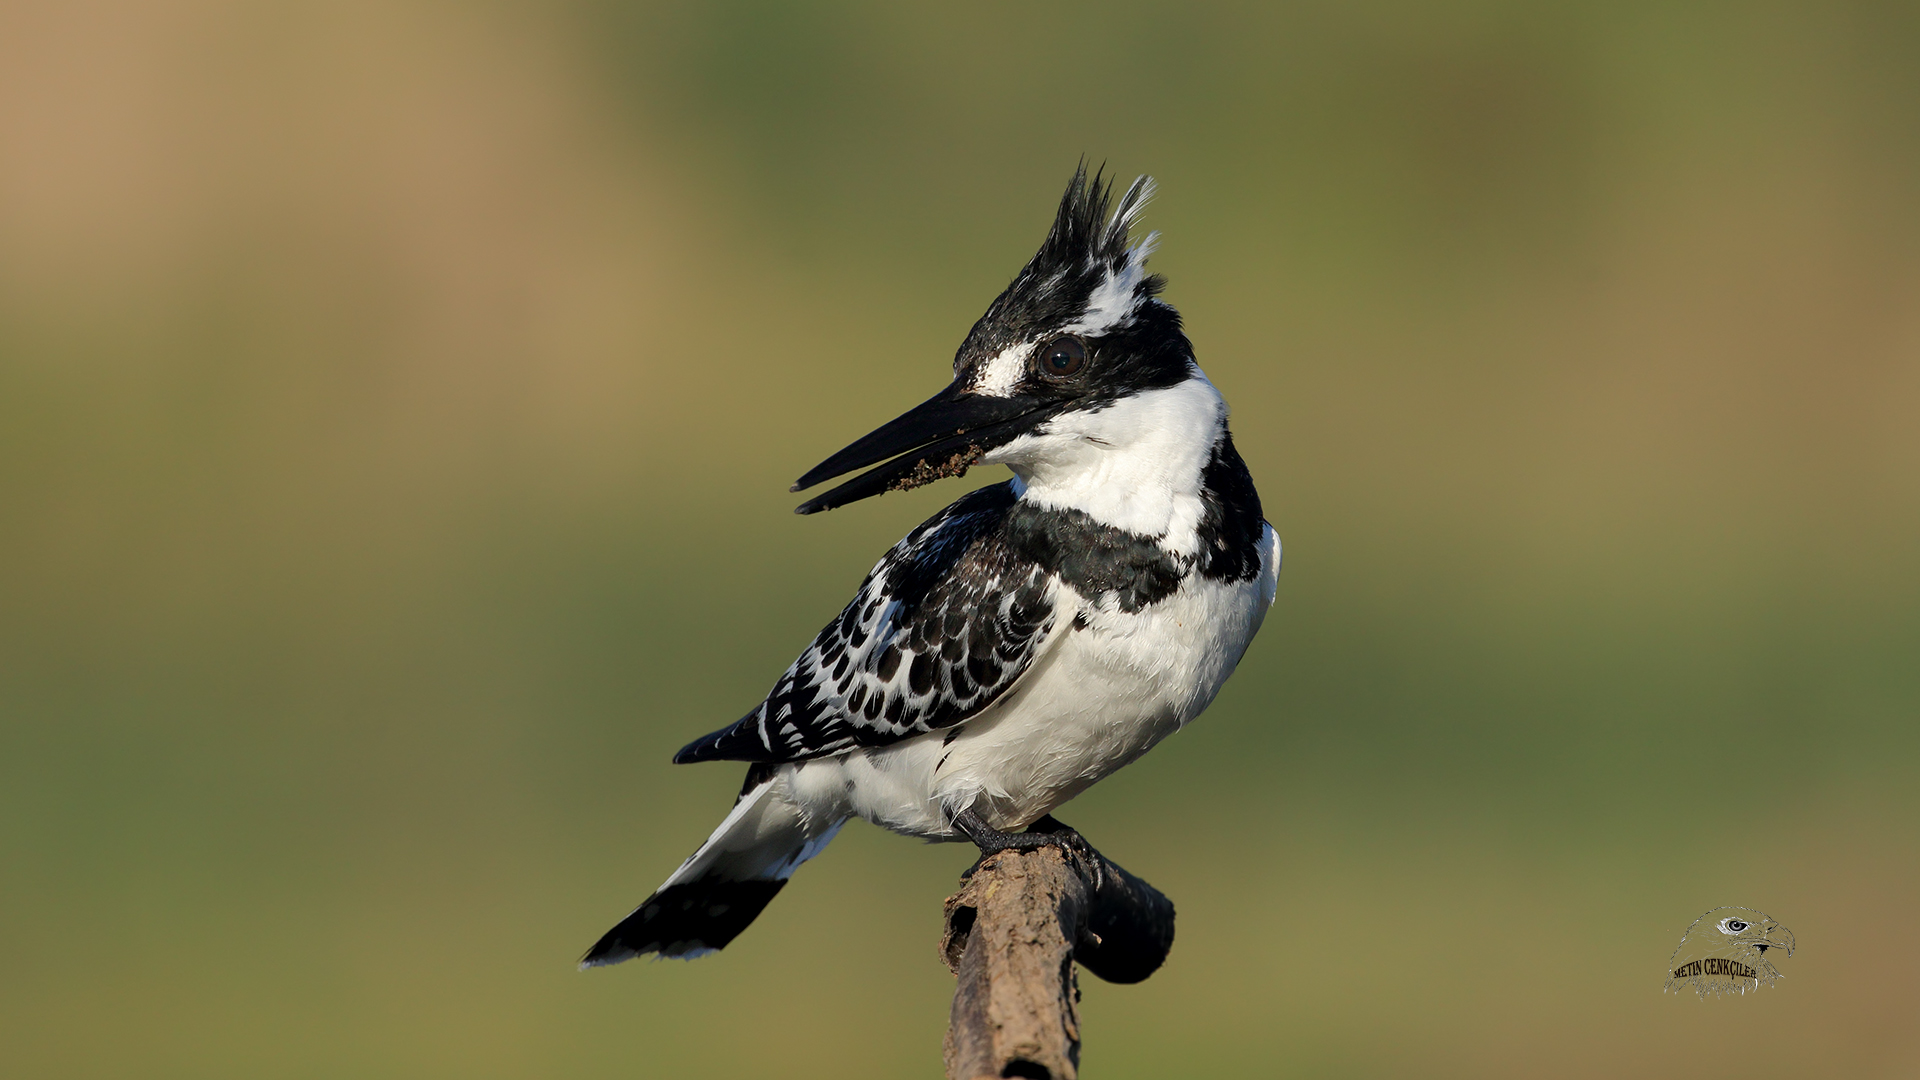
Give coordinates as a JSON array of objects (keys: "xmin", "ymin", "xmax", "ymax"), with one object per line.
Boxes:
[{"xmin": 580, "ymin": 769, "xmax": 844, "ymax": 967}]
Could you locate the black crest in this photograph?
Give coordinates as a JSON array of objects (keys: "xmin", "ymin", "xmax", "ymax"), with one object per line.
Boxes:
[
  {"xmin": 1031, "ymin": 162, "xmax": 1155, "ymax": 286},
  {"xmin": 953, "ymin": 164, "xmax": 1168, "ymax": 370}
]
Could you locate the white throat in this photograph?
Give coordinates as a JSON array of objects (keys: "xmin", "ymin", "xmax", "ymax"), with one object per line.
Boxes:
[{"xmin": 983, "ymin": 372, "xmax": 1226, "ymax": 556}]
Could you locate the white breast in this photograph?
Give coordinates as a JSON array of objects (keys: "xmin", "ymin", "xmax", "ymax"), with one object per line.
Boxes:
[
  {"xmin": 984, "ymin": 374, "xmax": 1226, "ymax": 556},
  {"xmin": 789, "ymin": 523, "xmax": 1281, "ymax": 838}
]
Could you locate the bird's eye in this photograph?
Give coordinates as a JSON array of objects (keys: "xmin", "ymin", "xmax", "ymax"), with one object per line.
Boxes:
[
  {"xmin": 1036, "ymin": 336, "xmax": 1086, "ymax": 379},
  {"xmin": 1724, "ymin": 919, "xmax": 1749, "ymax": 933}
]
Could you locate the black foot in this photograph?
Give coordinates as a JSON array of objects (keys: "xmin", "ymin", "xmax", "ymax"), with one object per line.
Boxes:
[{"xmin": 951, "ymin": 810, "xmax": 1105, "ymax": 889}]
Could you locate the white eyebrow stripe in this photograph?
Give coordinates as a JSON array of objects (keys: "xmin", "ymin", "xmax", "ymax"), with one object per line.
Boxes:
[{"xmin": 969, "ymin": 342, "xmax": 1029, "ymax": 397}]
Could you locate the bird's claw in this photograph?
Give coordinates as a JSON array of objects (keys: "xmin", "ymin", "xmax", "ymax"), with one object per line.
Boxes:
[
  {"xmin": 950, "ymin": 810, "xmax": 1107, "ymax": 891},
  {"xmin": 1054, "ymin": 829, "xmax": 1107, "ymax": 892}
]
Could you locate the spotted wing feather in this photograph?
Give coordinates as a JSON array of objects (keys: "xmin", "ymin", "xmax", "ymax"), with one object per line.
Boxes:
[{"xmin": 676, "ymin": 483, "xmax": 1056, "ymax": 764}]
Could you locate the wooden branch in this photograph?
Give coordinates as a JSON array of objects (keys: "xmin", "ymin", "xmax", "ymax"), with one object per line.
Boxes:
[{"xmin": 939, "ymin": 842, "xmax": 1176, "ymax": 1080}]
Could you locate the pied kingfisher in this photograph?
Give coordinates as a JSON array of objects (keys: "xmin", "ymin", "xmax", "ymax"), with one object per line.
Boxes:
[{"xmin": 582, "ymin": 166, "xmax": 1280, "ymax": 966}]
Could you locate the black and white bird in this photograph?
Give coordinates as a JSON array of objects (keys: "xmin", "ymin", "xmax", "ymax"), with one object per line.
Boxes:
[{"xmin": 582, "ymin": 167, "xmax": 1280, "ymax": 966}]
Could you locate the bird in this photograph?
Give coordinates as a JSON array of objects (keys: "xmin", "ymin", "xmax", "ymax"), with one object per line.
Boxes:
[
  {"xmin": 581, "ymin": 165, "xmax": 1282, "ymax": 966},
  {"xmin": 1664, "ymin": 907, "xmax": 1795, "ymax": 997}
]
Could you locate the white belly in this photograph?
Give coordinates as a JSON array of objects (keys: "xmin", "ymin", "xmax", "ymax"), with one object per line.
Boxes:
[{"xmin": 786, "ymin": 524, "xmax": 1280, "ymax": 838}]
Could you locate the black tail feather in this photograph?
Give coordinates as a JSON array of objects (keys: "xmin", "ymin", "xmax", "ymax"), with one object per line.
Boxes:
[{"xmin": 580, "ymin": 878, "xmax": 787, "ymax": 967}]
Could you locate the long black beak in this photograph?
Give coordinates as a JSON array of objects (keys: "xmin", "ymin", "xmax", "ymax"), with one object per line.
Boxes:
[{"xmin": 790, "ymin": 380, "xmax": 1055, "ymax": 514}]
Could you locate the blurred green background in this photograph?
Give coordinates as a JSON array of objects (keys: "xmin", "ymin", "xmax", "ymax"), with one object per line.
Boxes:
[{"xmin": 3, "ymin": 1, "xmax": 1916, "ymax": 1077}]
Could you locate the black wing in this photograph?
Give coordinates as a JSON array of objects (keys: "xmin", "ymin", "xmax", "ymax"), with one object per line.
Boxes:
[{"xmin": 676, "ymin": 482, "xmax": 1057, "ymax": 763}]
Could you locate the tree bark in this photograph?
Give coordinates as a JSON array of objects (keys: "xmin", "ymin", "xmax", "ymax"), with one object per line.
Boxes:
[{"xmin": 939, "ymin": 844, "xmax": 1175, "ymax": 1080}]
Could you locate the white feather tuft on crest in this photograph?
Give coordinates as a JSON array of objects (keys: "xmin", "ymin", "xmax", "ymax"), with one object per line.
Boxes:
[
  {"xmin": 1112, "ymin": 175, "xmax": 1156, "ymax": 237},
  {"xmin": 1059, "ymin": 174, "xmax": 1160, "ymax": 336},
  {"xmin": 1064, "ymin": 230, "xmax": 1159, "ymax": 336}
]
